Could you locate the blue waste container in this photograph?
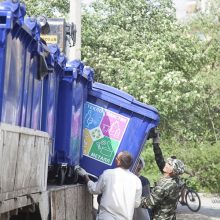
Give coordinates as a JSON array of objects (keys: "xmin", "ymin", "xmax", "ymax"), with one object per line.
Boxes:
[
  {"xmin": 79, "ymin": 66, "xmax": 94, "ymax": 159},
  {"xmin": 53, "ymin": 60, "xmax": 94, "ymax": 184},
  {"xmin": 41, "ymin": 44, "xmax": 66, "ymax": 164},
  {"xmin": 20, "ymin": 17, "xmax": 49, "ymax": 129},
  {"xmin": 41, "ymin": 44, "xmax": 61, "ymax": 136},
  {"xmin": 0, "ymin": 1, "xmax": 49, "ymax": 127},
  {"xmin": 0, "ymin": 0, "xmax": 27, "ymax": 125},
  {"xmin": 80, "ymin": 82, "xmax": 160, "ymax": 178}
]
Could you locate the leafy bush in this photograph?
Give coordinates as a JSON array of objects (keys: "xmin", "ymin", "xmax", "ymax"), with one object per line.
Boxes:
[{"xmin": 142, "ymin": 139, "xmax": 220, "ymax": 193}]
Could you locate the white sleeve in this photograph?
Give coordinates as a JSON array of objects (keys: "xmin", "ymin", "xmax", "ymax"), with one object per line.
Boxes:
[
  {"xmin": 87, "ymin": 173, "xmax": 105, "ymax": 195},
  {"xmin": 134, "ymin": 179, "xmax": 142, "ymax": 208}
]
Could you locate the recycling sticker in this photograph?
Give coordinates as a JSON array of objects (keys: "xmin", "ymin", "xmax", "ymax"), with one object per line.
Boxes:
[{"xmin": 83, "ymin": 102, "xmax": 130, "ymax": 165}]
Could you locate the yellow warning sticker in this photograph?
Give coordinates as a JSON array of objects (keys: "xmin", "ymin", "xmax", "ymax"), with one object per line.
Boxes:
[{"xmin": 41, "ymin": 35, "xmax": 58, "ymax": 44}]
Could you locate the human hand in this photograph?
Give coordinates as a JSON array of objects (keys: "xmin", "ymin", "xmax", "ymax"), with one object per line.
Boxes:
[
  {"xmin": 75, "ymin": 165, "xmax": 87, "ymax": 177},
  {"xmin": 153, "ymin": 131, "xmax": 160, "ymax": 144},
  {"xmin": 148, "ymin": 128, "xmax": 160, "ymax": 144},
  {"xmin": 147, "ymin": 128, "xmax": 156, "ymax": 140},
  {"xmin": 189, "ymin": 171, "xmax": 195, "ymax": 177}
]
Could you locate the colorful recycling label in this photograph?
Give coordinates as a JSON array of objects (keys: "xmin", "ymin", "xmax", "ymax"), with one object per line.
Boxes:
[{"xmin": 83, "ymin": 102, "xmax": 130, "ymax": 165}]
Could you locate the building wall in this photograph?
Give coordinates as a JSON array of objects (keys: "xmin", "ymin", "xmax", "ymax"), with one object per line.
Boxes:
[{"xmin": 173, "ymin": 0, "xmax": 211, "ymax": 20}]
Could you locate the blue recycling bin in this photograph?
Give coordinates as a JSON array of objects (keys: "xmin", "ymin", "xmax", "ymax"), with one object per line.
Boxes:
[
  {"xmin": 0, "ymin": 1, "xmax": 26, "ymax": 125},
  {"xmin": 80, "ymin": 82, "xmax": 160, "ymax": 178},
  {"xmin": 41, "ymin": 44, "xmax": 61, "ymax": 136},
  {"xmin": 0, "ymin": 1, "xmax": 49, "ymax": 128},
  {"xmin": 53, "ymin": 60, "xmax": 94, "ymax": 184},
  {"xmin": 20, "ymin": 17, "xmax": 49, "ymax": 129},
  {"xmin": 79, "ymin": 66, "xmax": 94, "ymax": 159},
  {"xmin": 0, "ymin": 0, "xmax": 27, "ymax": 125},
  {"xmin": 41, "ymin": 44, "xmax": 66, "ymax": 163}
]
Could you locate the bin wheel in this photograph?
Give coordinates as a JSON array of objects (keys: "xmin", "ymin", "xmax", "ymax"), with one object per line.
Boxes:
[
  {"xmin": 72, "ymin": 170, "xmax": 79, "ymax": 184},
  {"xmin": 65, "ymin": 167, "xmax": 79, "ymax": 184},
  {"xmin": 58, "ymin": 167, "xmax": 66, "ymax": 185},
  {"xmin": 47, "ymin": 166, "xmax": 57, "ymax": 184}
]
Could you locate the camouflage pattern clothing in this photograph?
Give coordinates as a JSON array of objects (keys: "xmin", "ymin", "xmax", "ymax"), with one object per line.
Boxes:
[
  {"xmin": 141, "ymin": 175, "xmax": 181, "ymax": 220},
  {"xmin": 141, "ymin": 143, "xmax": 182, "ymax": 219}
]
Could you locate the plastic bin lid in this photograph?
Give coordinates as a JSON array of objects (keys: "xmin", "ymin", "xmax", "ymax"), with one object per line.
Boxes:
[
  {"xmin": 0, "ymin": 0, "xmax": 26, "ymax": 25},
  {"xmin": 54, "ymin": 53, "xmax": 66, "ymax": 75},
  {"xmin": 24, "ymin": 17, "xmax": 41, "ymax": 41},
  {"xmin": 92, "ymin": 82, "xmax": 134, "ymax": 102},
  {"xmin": 44, "ymin": 44, "xmax": 62, "ymax": 69},
  {"xmin": 82, "ymin": 66, "xmax": 94, "ymax": 81},
  {"xmin": 90, "ymin": 82, "xmax": 159, "ymax": 121},
  {"xmin": 58, "ymin": 54, "xmax": 67, "ymax": 68},
  {"xmin": 3, "ymin": 0, "xmax": 25, "ymax": 14},
  {"xmin": 68, "ymin": 59, "xmax": 84, "ymax": 74},
  {"xmin": 48, "ymin": 44, "xmax": 60, "ymax": 61}
]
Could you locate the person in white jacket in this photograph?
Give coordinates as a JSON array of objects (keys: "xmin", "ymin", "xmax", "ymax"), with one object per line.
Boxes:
[{"xmin": 76, "ymin": 151, "xmax": 142, "ymax": 220}]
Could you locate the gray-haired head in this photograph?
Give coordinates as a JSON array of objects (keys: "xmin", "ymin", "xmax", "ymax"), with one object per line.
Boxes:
[{"xmin": 117, "ymin": 151, "xmax": 133, "ymax": 169}]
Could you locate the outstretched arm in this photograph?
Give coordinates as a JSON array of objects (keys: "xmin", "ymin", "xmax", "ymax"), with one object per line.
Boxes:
[
  {"xmin": 184, "ymin": 168, "xmax": 195, "ymax": 176},
  {"xmin": 152, "ymin": 131, "xmax": 165, "ymax": 173},
  {"xmin": 75, "ymin": 166, "xmax": 105, "ymax": 194}
]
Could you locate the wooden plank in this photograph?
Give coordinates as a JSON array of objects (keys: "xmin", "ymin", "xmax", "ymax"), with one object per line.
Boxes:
[
  {"xmin": 49, "ymin": 184, "xmax": 93, "ymax": 220},
  {"xmin": 38, "ymin": 191, "xmax": 50, "ymax": 220},
  {"xmin": 0, "ymin": 129, "xmax": 19, "ymax": 201},
  {"xmin": 65, "ymin": 187, "xmax": 77, "ymax": 220},
  {"xmin": 76, "ymin": 185, "xmax": 93, "ymax": 220},
  {"xmin": 28, "ymin": 136, "xmax": 48, "ymax": 192},
  {"xmin": 0, "ymin": 123, "xmax": 50, "ymax": 201},
  {"xmin": 14, "ymin": 133, "xmax": 35, "ymax": 197},
  {"xmin": 51, "ymin": 188, "xmax": 66, "ymax": 220},
  {"xmin": 38, "ymin": 137, "xmax": 49, "ymax": 190},
  {"xmin": 43, "ymin": 138, "xmax": 50, "ymax": 189},
  {"xmin": 0, "ymin": 192, "xmax": 43, "ymax": 214},
  {"xmin": 77, "ymin": 185, "xmax": 86, "ymax": 220},
  {"xmin": 0, "ymin": 123, "xmax": 49, "ymax": 137},
  {"xmin": 85, "ymin": 189, "xmax": 93, "ymax": 220}
]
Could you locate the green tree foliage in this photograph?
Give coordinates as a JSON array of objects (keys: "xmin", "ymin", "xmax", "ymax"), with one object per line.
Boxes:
[
  {"xmin": 81, "ymin": 0, "xmax": 218, "ymax": 142},
  {"xmin": 21, "ymin": 0, "xmax": 69, "ymax": 17},
  {"xmin": 187, "ymin": 0, "xmax": 220, "ymax": 143}
]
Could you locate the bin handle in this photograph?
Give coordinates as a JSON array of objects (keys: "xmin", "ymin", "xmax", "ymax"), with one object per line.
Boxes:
[{"xmin": 37, "ymin": 52, "xmax": 53, "ymax": 79}]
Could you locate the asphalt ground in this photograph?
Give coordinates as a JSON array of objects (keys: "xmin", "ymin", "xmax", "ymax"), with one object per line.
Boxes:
[
  {"xmin": 176, "ymin": 193, "xmax": 220, "ymax": 220},
  {"xmin": 93, "ymin": 193, "xmax": 220, "ymax": 220}
]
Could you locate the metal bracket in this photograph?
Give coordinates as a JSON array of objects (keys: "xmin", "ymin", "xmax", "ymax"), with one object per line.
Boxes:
[{"xmin": 66, "ymin": 22, "xmax": 77, "ymax": 47}]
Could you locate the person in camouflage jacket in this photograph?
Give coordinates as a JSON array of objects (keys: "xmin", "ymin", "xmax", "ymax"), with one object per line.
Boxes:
[{"xmin": 141, "ymin": 130, "xmax": 185, "ymax": 220}]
